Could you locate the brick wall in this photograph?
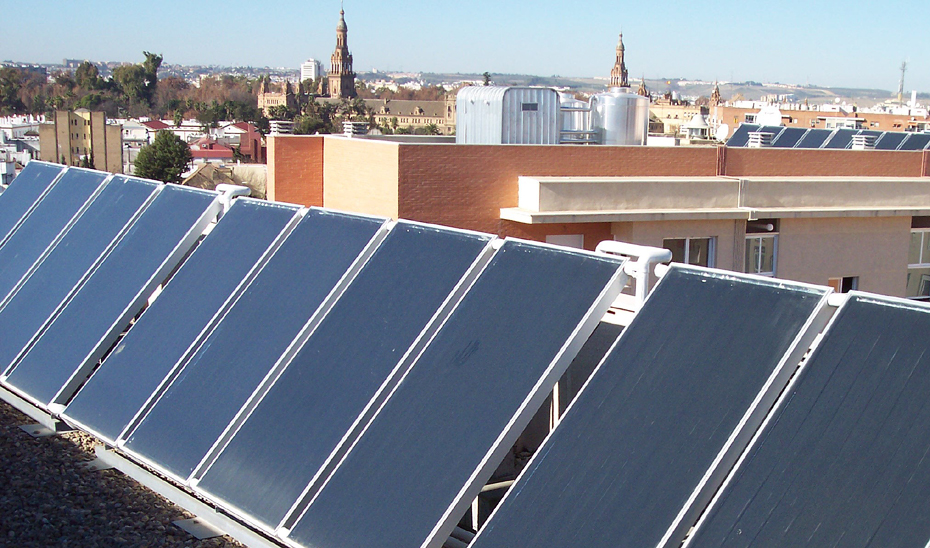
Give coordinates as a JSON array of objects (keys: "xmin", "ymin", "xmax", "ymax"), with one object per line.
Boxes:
[
  {"xmin": 266, "ymin": 136, "xmax": 324, "ymax": 206},
  {"xmin": 396, "ymin": 144, "xmax": 718, "ymax": 238}
]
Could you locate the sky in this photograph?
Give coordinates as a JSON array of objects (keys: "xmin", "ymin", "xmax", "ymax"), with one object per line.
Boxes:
[{"xmin": 4, "ymin": 0, "xmax": 930, "ymax": 93}]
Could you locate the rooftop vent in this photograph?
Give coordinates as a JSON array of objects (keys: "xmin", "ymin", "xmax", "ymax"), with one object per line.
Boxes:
[
  {"xmin": 851, "ymin": 134, "xmax": 876, "ymax": 150},
  {"xmin": 747, "ymin": 132, "xmax": 774, "ymax": 148}
]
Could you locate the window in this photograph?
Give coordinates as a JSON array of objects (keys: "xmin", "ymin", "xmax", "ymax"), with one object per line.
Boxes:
[
  {"xmin": 744, "ymin": 114, "xmax": 757, "ymax": 123},
  {"xmin": 522, "ymin": 102, "xmax": 538, "ymax": 112},
  {"xmin": 745, "ymin": 234, "xmax": 777, "ymax": 276},
  {"xmin": 663, "ymin": 237, "xmax": 715, "ymax": 267},
  {"xmin": 906, "ymin": 228, "xmax": 930, "ymax": 300},
  {"xmin": 828, "ymin": 277, "xmax": 858, "ymax": 293}
]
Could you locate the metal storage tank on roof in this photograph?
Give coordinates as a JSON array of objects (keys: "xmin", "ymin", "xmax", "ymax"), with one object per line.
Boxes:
[
  {"xmin": 456, "ymin": 86, "xmax": 561, "ymax": 145},
  {"xmin": 589, "ymin": 90, "xmax": 649, "ymax": 145}
]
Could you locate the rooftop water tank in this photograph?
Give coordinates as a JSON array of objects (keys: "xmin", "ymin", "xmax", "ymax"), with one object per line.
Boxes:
[{"xmin": 589, "ymin": 90, "xmax": 649, "ymax": 146}]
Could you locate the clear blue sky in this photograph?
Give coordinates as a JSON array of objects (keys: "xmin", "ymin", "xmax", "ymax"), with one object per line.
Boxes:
[{"xmin": 4, "ymin": 0, "xmax": 929, "ymax": 92}]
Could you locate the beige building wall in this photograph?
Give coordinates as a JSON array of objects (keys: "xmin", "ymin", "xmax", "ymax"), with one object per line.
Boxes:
[
  {"xmin": 776, "ymin": 216, "xmax": 911, "ymax": 297},
  {"xmin": 323, "ymin": 137, "xmax": 400, "ymax": 219},
  {"xmin": 611, "ymin": 218, "xmax": 746, "ymax": 271}
]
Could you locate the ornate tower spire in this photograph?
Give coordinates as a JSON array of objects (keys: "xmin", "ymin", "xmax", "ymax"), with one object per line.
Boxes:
[
  {"xmin": 710, "ymin": 81, "xmax": 721, "ymax": 106},
  {"xmin": 637, "ymin": 76, "xmax": 648, "ymax": 97},
  {"xmin": 328, "ymin": 3, "xmax": 356, "ymax": 98},
  {"xmin": 609, "ymin": 33, "xmax": 629, "ymax": 88}
]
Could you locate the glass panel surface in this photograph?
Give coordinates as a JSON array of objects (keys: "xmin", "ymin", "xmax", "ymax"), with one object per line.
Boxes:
[
  {"xmin": 63, "ymin": 200, "xmax": 299, "ymax": 443},
  {"xmin": 874, "ymin": 132, "xmax": 907, "ymax": 150},
  {"xmin": 468, "ymin": 267, "xmax": 828, "ymax": 548},
  {"xmin": 745, "ymin": 237, "xmax": 759, "ymax": 272},
  {"xmin": 922, "ymin": 232, "xmax": 930, "ymax": 266},
  {"xmin": 906, "ymin": 267, "xmax": 930, "ymax": 299},
  {"xmin": 824, "ymin": 129, "xmax": 856, "ymax": 149},
  {"xmin": 689, "ymin": 237, "xmax": 712, "ymax": 267},
  {"xmin": 121, "ymin": 210, "xmax": 385, "ymax": 480},
  {"xmin": 909, "ymin": 232, "xmax": 923, "ymax": 265},
  {"xmin": 0, "ymin": 169, "xmax": 106, "ymax": 304},
  {"xmin": 689, "ymin": 296, "xmax": 930, "ymax": 547},
  {"xmin": 5, "ymin": 186, "xmax": 218, "ymax": 406},
  {"xmin": 286, "ymin": 241, "xmax": 624, "ymax": 548},
  {"xmin": 194, "ymin": 223, "xmax": 491, "ymax": 529},
  {"xmin": 771, "ymin": 127, "xmax": 805, "ymax": 148},
  {"xmin": 796, "ymin": 129, "xmax": 831, "ymax": 148},
  {"xmin": 0, "ymin": 177, "xmax": 158, "ymax": 375},
  {"xmin": 0, "ymin": 162, "xmax": 64, "ymax": 245},
  {"xmin": 900, "ymin": 133, "xmax": 930, "ymax": 151},
  {"xmin": 663, "ymin": 238, "xmax": 686, "ymax": 263},
  {"xmin": 724, "ymin": 124, "xmax": 759, "ymax": 147}
]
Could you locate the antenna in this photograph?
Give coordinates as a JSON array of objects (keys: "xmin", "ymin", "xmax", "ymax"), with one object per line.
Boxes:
[{"xmin": 898, "ymin": 60, "xmax": 907, "ymax": 105}]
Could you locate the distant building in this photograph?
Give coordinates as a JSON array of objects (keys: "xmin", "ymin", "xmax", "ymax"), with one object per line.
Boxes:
[
  {"xmin": 369, "ymin": 96, "xmax": 457, "ymax": 135},
  {"xmin": 609, "ymin": 33, "xmax": 629, "ymax": 88},
  {"xmin": 328, "ymin": 8, "xmax": 357, "ymax": 99},
  {"xmin": 301, "ymin": 59, "xmax": 324, "ymax": 83},
  {"xmin": 257, "ymin": 79, "xmax": 298, "ymax": 117},
  {"xmin": 38, "ymin": 109, "xmax": 122, "ymax": 173}
]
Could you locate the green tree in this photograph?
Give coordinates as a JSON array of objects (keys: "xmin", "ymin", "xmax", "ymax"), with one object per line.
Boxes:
[
  {"xmin": 482, "ymin": 72, "xmax": 491, "ymax": 86},
  {"xmin": 74, "ymin": 62, "xmax": 101, "ymax": 89},
  {"xmin": 134, "ymin": 130, "xmax": 192, "ymax": 184}
]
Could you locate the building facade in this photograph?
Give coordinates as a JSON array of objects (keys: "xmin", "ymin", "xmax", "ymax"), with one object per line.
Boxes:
[
  {"xmin": 266, "ymin": 135, "xmax": 930, "ymax": 301},
  {"xmin": 300, "ymin": 59, "xmax": 324, "ymax": 83},
  {"xmin": 257, "ymin": 80, "xmax": 298, "ymax": 117},
  {"xmin": 328, "ymin": 8, "xmax": 356, "ymax": 99},
  {"xmin": 38, "ymin": 109, "xmax": 122, "ymax": 173}
]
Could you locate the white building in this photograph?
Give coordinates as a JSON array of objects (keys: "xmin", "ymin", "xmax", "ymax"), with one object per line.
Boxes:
[{"xmin": 300, "ymin": 59, "xmax": 323, "ymax": 83}]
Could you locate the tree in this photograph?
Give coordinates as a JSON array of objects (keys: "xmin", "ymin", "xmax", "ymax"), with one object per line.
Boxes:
[
  {"xmin": 134, "ymin": 130, "xmax": 192, "ymax": 184},
  {"xmin": 482, "ymin": 72, "xmax": 491, "ymax": 86},
  {"xmin": 74, "ymin": 61, "xmax": 101, "ymax": 90}
]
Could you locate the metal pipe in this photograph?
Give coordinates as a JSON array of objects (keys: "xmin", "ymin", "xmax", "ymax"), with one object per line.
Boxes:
[
  {"xmin": 480, "ymin": 480, "xmax": 515, "ymax": 493},
  {"xmin": 595, "ymin": 241, "xmax": 673, "ymax": 303}
]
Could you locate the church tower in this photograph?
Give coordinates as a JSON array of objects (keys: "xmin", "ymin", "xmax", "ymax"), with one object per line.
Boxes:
[
  {"xmin": 609, "ymin": 33, "xmax": 629, "ymax": 88},
  {"xmin": 328, "ymin": 6, "xmax": 357, "ymax": 99},
  {"xmin": 710, "ymin": 81, "xmax": 721, "ymax": 106}
]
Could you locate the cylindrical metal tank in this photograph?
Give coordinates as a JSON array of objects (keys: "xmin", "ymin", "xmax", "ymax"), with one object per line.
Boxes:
[
  {"xmin": 558, "ymin": 92, "xmax": 587, "ymax": 132},
  {"xmin": 589, "ymin": 90, "xmax": 649, "ymax": 145}
]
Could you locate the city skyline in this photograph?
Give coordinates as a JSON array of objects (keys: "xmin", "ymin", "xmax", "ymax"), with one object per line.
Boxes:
[{"xmin": 5, "ymin": 0, "xmax": 930, "ymax": 93}]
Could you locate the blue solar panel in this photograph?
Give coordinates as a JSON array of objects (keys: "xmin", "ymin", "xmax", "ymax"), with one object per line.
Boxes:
[
  {"xmin": 62, "ymin": 199, "xmax": 301, "ymax": 445},
  {"xmin": 687, "ymin": 295, "xmax": 930, "ymax": 548},
  {"xmin": 0, "ymin": 162, "xmax": 65, "ymax": 247},
  {"xmin": 823, "ymin": 129, "xmax": 857, "ymax": 149},
  {"xmin": 0, "ymin": 177, "xmax": 158, "ymax": 377},
  {"xmin": 0, "ymin": 169, "xmax": 106, "ymax": 306},
  {"xmin": 770, "ymin": 127, "xmax": 807, "ymax": 148},
  {"xmin": 468, "ymin": 266, "xmax": 829, "ymax": 548},
  {"xmin": 899, "ymin": 133, "xmax": 930, "ymax": 151},
  {"xmin": 4, "ymin": 185, "xmax": 221, "ymax": 408},
  {"xmin": 875, "ymin": 131, "xmax": 908, "ymax": 150},
  {"xmin": 192, "ymin": 222, "xmax": 493, "ymax": 532},
  {"xmin": 725, "ymin": 124, "xmax": 760, "ymax": 147},
  {"xmin": 757, "ymin": 125, "xmax": 784, "ymax": 140},
  {"xmin": 284, "ymin": 241, "xmax": 625, "ymax": 548},
  {"xmin": 795, "ymin": 128, "xmax": 832, "ymax": 148},
  {"xmin": 120, "ymin": 209, "xmax": 387, "ymax": 481}
]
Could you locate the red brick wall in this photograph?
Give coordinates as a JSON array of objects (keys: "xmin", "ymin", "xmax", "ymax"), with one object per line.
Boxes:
[
  {"xmin": 724, "ymin": 148, "xmax": 925, "ymax": 177},
  {"xmin": 396, "ymin": 144, "xmax": 718, "ymax": 239},
  {"xmin": 267, "ymin": 136, "xmax": 324, "ymax": 206}
]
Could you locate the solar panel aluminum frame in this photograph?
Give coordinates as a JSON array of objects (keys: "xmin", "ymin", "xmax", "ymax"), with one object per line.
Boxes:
[
  {"xmin": 187, "ymin": 224, "xmax": 498, "ymax": 535},
  {"xmin": 467, "ymin": 264, "xmax": 836, "ymax": 548},
  {"xmin": 0, "ymin": 161, "xmax": 66, "ymax": 250},
  {"xmin": 277, "ymin": 239, "xmax": 629, "ymax": 548},
  {"xmin": 0, "ymin": 179, "xmax": 163, "ymax": 380},
  {"xmin": 14, "ymin": 186, "xmax": 224, "ymax": 413},
  {"xmin": 0, "ymin": 170, "xmax": 114, "ymax": 313},
  {"xmin": 114, "ymin": 210, "xmax": 392, "ymax": 487},
  {"xmin": 60, "ymin": 200, "xmax": 304, "ymax": 447},
  {"xmin": 678, "ymin": 290, "xmax": 887, "ymax": 548}
]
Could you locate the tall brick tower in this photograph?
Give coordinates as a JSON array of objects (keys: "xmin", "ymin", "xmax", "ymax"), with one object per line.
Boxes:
[
  {"xmin": 328, "ymin": 6, "xmax": 357, "ymax": 99},
  {"xmin": 609, "ymin": 33, "xmax": 629, "ymax": 88}
]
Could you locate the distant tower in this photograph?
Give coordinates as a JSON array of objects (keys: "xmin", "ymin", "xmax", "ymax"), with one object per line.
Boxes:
[
  {"xmin": 710, "ymin": 81, "xmax": 721, "ymax": 106},
  {"xmin": 609, "ymin": 33, "xmax": 629, "ymax": 88},
  {"xmin": 637, "ymin": 77, "xmax": 649, "ymax": 98},
  {"xmin": 328, "ymin": 6, "xmax": 357, "ymax": 99}
]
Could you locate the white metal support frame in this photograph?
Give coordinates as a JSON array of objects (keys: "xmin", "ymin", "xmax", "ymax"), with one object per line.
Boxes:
[{"xmin": 594, "ymin": 240, "xmax": 672, "ymax": 304}]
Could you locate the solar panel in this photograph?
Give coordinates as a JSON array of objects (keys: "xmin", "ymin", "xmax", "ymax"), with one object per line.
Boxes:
[
  {"xmin": 899, "ymin": 132, "xmax": 930, "ymax": 151},
  {"xmin": 62, "ymin": 199, "xmax": 301, "ymax": 444},
  {"xmin": 757, "ymin": 125, "xmax": 784, "ymax": 140},
  {"xmin": 686, "ymin": 294, "xmax": 930, "ymax": 548},
  {"xmin": 3, "ymin": 185, "xmax": 221, "ymax": 408},
  {"xmin": 120, "ymin": 209, "xmax": 387, "ymax": 481},
  {"xmin": 0, "ymin": 176, "xmax": 158, "ymax": 377},
  {"xmin": 725, "ymin": 124, "xmax": 759, "ymax": 147},
  {"xmin": 468, "ymin": 266, "xmax": 831, "ymax": 548},
  {"xmin": 191, "ymin": 222, "xmax": 494, "ymax": 531},
  {"xmin": 0, "ymin": 168, "xmax": 107, "ymax": 306},
  {"xmin": 283, "ymin": 240, "xmax": 626, "ymax": 548},
  {"xmin": 770, "ymin": 127, "xmax": 807, "ymax": 148},
  {"xmin": 875, "ymin": 131, "xmax": 909, "ymax": 150},
  {"xmin": 0, "ymin": 162, "xmax": 65, "ymax": 247},
  {"xmin": 823, "ymin": 128, "xmax": 856, "ymax": 149},
  {"xmin": 795, "ymin": 128, "xmax": 832, "ymax": 149}
]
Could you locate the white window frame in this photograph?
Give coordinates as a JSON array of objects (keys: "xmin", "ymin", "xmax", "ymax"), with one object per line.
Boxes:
[
  {"xmin": 663, "ymin": 237, "xmax": 716, "ymax": 268},
  {"xmin": 745, "ymin": 234, "xmax": 778, "ymax": 276},
  {"xmin": 907, "ymin": 229, "xmax": 930, "ymax": 300}
]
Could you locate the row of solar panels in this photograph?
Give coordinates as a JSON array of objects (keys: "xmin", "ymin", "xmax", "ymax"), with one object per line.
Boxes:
[
  {"xmin": 3, "ymin": 162, "xmax": 930, "ymax": 548},
  {"xmin": 727, "ymin": 123, "xmax": 930, "ymax": 150}
]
